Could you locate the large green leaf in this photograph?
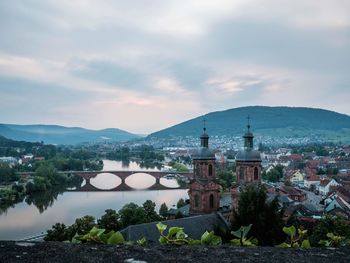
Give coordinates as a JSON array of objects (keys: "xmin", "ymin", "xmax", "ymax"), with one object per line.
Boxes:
[
  {"xmin": 301, "ymin": 239, "xmax": 310, "ymax": 248},
  {"xmin": 168, "ymin": 227, "xmax": 183, "ymax": 237},
  {"xmin": 282, "ymin": 226, "xmax": 296, "ymax": 238},
  {"xmin": 107, "ymin": 232, "xmax": 125, "ymax": 244},
  {"xmin": 156, "ymin": 222, "xmax": 167, "ymax": 234}
]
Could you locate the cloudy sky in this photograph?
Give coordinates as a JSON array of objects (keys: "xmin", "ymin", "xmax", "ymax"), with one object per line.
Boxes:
[{"xmin": 0, "ymin": 0, "xmax": 349, "ymax": 134}]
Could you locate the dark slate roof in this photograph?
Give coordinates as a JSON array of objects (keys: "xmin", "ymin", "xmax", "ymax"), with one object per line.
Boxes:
[
  {"xmin": 120, "ymin": 213, "xmax": 230, "ymax": 243},
  {"xmin": 192, "ymin": 147, "xmax": 215, "ymax": 160},
  {"xmin": 167, "ymin": 204, "xmax": 190, "ymax": 216},
  {"xmin": 236, "ymin": 149, "xmax": 261, "ymax": 161}
]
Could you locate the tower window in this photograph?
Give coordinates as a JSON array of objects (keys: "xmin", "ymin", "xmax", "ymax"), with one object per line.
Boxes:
[
  {"xmin": 196, "ymin": 164, "xmax": 200, "ymax": 176},
  {"xmin": 254, "ymin": 167, "xmax": 259, "ymax": 180},
  {"xmin": 208, "ymin": 164, "xmax": 213, "ymax": 176},
  {"xmin": 209, "ymin": 194, "xmax": 214, "ymax": 208},
  {"xmin": 194, "ymin": 194, "xmax": 199, "ymax": 207},
  {"xmin": 239, "ymin": 167, "xmax": 244, "ymax": 180}
]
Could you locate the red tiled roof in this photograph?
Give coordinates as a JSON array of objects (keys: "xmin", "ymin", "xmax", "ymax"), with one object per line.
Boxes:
[{"xmin": 319, "ymin": 179, "xmax": 331, "ymax": 187}]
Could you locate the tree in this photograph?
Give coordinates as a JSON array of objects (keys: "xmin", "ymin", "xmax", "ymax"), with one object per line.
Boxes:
[
  {"xmin": 45, "ymin": 223, "xmax": 69, "ymax": 241},
  {"xmin": 232, "ymin": 185, "xmax": 285, "ymax": 246},
  {"xmin": 310, "ymin": 215, "xmax": 350, "ymax": 246},
  {"xmin": 217, "ymin": 170, "xmax": 234, "ymax": 189},
  {"xmin": 143, "ymin": 200, "xmax": 161, "ymax": 222},
  {"xmin": 159, "ymin": 203, "xmax": 168, "ymax": 218},
  {"xmin": 0, "ymin": 163, "xmax": 18, "ymax": 183},
  {"xmin": 67, "ymin": 215, "xmax": 96, "ymax": 237},
  {"xmin": 177, "ymin": 198, "xmax": 186, "ymax": 209},
  {"xmin": 97, "ymin": 209, "xmax": 121, "ymax": 232},
  {"xmin": 119, "ymin": 203, "xmax": 146, "ymax": 228}
]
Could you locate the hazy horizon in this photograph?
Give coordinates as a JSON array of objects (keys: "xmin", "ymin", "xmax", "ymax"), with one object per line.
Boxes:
[{"xmin": 1, "ymin": 1, "xmax": 349, "ymax": 133}]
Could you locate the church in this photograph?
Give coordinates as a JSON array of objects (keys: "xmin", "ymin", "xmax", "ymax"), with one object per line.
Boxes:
[{"xmin": 187, "ymin": 117, "xmax": 262, "ymax": 216}]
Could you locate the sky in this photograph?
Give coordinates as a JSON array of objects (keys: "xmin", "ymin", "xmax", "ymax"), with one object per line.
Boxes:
[{"xmin": 0, "ymin": 0, "xmax": 349, "ymax": 134}]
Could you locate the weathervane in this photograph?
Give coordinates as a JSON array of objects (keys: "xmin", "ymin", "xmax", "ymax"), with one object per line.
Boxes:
[{"xmin": 203, "ymin": 117, "xmax": 207, "ymax": 132}]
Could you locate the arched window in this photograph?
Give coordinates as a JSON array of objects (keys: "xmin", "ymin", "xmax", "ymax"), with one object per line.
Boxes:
[
  {"xmin": 196, "ymin": 164, "xmax": 200, "ymax": 176},
  {"xmin": 209, "ymin": 194, "xmax": 214, "ymax": 208},
  {"xmin": 194, "ymin": 194, "xmax": 199, "ymax": 207},
  {"xmin": 254, "ymin": 167, "xmax": 259, "ymax": 180},
  {"xmin": 208, "ymin": 164, "xmax": 213, "ymax": 176},
  {"xmin": 239, "ymin": 166, "xmax": 244, "ymax": 180}
]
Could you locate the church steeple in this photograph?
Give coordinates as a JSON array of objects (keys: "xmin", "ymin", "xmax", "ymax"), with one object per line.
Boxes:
[
  {"xmin": 200, "ymin": 118, "xmax": 209, "ymax": 148},
  {"xmin": 243, "ymin": 115, "xmax": 254, "ymax": 149}
]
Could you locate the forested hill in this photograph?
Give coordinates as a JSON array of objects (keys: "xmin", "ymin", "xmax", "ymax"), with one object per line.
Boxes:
[
  {"xmin": 0, "ymin": 124, "xmax": 140, "ymax": 145},
  {"xmin": 148, "ymin": 106, "xmax": 350, "ymax": 140}
]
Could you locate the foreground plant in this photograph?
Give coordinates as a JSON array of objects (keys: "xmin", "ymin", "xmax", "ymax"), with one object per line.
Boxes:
[
  {"xmin": 69, "ymin": 226, "xmax": 146, "ymax": 246},
  {"xmin": 276, "ymin": 226, "xmax": 310, "ymax": 248},
  {"xmin": 319, "ymin": 233, "xmax": 349, "ymax": 247},
  {"xmin": 156, "ymin": 222, "xmax": 222, "ymax": 245},
  {"xmin": 230, "ymin": 224, "xmax": 257, "ymax": 246}
]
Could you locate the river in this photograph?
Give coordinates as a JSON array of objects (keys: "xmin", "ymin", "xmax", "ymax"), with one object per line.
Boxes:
[{"xmin": 0, "ymin": 160, "xmax": 189, "ymax": 240}]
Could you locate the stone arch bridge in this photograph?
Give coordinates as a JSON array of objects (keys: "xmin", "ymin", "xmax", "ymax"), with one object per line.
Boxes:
[{"xmin": 17, "ymin": 170, "xmax": 193, "ymax": 191}]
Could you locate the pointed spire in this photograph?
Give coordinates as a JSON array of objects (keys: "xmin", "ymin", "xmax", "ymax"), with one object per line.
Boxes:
[
  {"xmin": 243, "ymin": 115, "xmax": 254, "ymax": 149},
  {"xmin": 200, "ymin": 117, "xmax": 209, "ymax": 148},
  {"xmin": 247, "ymin": 115, "xmax": 251, "ymax": 133}
]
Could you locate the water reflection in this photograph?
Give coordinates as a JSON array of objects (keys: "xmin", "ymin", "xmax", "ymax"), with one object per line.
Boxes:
[
  {"xmin": 0, "ymin": 160, "xmax": 189, "ymax": 240},
  {"xmin": 160, "ymin": 178, "xmax": 180, "ymax": 188},
  {"xmin": 125, "ymin": 173, "xmax": 156, "ymax": 189},
  {"xmin": 90, "ymin": 173, "xmax": 121, "ymax": 190}
]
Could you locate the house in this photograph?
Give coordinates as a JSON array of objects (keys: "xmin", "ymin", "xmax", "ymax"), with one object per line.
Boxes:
[
  {"xmin": 286, "ymin": 170, "xmax": 305, "ymax": 185},
  {"xmin": 317, "ymin": 178, "xmax": 339, "ymax": 196},
  {"xmin": 277, "ymin": 186, "xmax": 307, "ymax": 202},
  {"xmin": 304, "ymin": 174, "xmax": 321, "ymax": 189},
  {"xmin": 324, "ymin": 194, "xmax": 350, "ymax": 218}
]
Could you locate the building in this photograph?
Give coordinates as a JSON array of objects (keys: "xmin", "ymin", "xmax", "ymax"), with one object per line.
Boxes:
[
  {"xmin": 317, "ymin": 178, "xmax": 339, "ymax": 196},
  {"xmin": 188, "ymin": 125, "xmax": 220, "ymax": 215},
  {"xmin": 235, "ymin": 119, "xmax": 262, "ymax": 184},
  {"xmin": 231, "ymin": 119, "xmax": 262, "ymax": 210}
]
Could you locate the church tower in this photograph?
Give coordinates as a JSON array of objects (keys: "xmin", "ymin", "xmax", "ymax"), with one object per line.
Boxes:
[
  {"xmin": 235, "ymin": 117, "xmax": 262, "ymax": 184},
  {"xmin": 189, "ymin": 122, "xmax": 220, "ymax": 215}
]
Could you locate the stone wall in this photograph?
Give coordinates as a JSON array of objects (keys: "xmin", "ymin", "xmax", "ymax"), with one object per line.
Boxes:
[{"xmin": 1, "ymin": 241, "xmax": 349, "ymax": 263}]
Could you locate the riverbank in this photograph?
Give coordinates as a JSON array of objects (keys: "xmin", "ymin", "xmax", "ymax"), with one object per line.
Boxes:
[{"xmin": 1, "ymin": 241, "xmax": 350, "ymax": 263}]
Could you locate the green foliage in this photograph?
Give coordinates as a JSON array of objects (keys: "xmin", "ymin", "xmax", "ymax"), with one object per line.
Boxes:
[
  {"xmin": 168, "ymin": 161, "xmax": 189, "ymax": 172},
  {"xmin": 159, "ymin": 202, "xmax": 168, "ymax": 218},
  {"xmin": 200, "ymin": 231, "xmax": 222, "ymax": 245},
  {"xmin": 230, "ymin": 224, "xmax": 257, "ymax": 246},
  {"xmin": 276, "ymin": 226, "xmax": 310, "ymax": 248},
  {"xmin": 157, "ymin": 223, "xmax": 190, "ymax": 245},
  {"xmin": 217, "ymin": 170, "xmax": 234, "ymax": 189},
  {"xmin": 176, "ymin": 198, "xmax": 186, "ymax": 209},
  {"xmin": 44, "ymin": 223, "xmax": 69, "ymax": 241},
  {"xmin": 310, "ymin": 215, "xmax": 350, "ymax": 246},
  {"xmin": 73, "ymin": 226, "xmax": 125, "ymax": 244},
  {"xmin": 156, "ymin": 222, "xmax": 221, "ymax": 246},
  {"xmin": 0, "ymin": 163, "xmax": 18, "ymax": 183},
  {"xmin": 119, "ymin": 202, "xmax": 147, "ymax": 227},
  {"xmin": 143, "ymin": 200, "xmax": 162, "ymax": 222},
  {"xmin": 263, "ymin": 165, "xmax": 284, "ymax": 182},
  {"xmin": 318, "ymin": 233, "xmax": 349, "ymax": 247},
  {"xmin": 97, "ymin": 209, "xmax": 121, "ymax": 232},
  {"xmin": 231, "ymin": 185, "xmax": 285, "ymax": 246}
]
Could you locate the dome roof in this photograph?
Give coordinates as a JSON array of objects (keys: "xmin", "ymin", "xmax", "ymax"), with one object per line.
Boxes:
[
  {"xmin": 193, "ymin": 147, "xmax": 215, "ymax": 160},
  {"xmin": 236, "ymin": 149, "xmax": 261, "ymax": 161}
]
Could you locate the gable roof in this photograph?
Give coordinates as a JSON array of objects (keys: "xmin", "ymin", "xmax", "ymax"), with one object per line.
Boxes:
[{"xmin": 120, "ymin": 213, "xmax": 230, "ymax": 243}]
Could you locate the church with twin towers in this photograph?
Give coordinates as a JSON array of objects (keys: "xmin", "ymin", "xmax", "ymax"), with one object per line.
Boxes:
[{"xmin": 188, "ymin": 117, "xmax": 262, "ymax": 216}]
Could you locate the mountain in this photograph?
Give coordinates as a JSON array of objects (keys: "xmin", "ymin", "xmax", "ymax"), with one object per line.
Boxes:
[
  {"xmin": 0, "ymin": 124, "xmax": 140, "ymax": 145},
  {"xmin": 148, "ymin": 106, "xmax": 350, "ymax": 142}
]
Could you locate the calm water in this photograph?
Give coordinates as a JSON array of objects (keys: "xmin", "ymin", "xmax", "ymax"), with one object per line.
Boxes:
[{"xmin": 0, "ymin": 160, "xmax": 188, "ymax": 240}]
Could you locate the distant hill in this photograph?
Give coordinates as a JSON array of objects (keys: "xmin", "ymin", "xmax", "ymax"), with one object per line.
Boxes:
[
  {"xmin": 0, "ymin": 124, "xmax": 140, "ymax": 145},
  {"xmin": 148, "ymin": 106, "xmax": 350, "ymax": 142}
]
